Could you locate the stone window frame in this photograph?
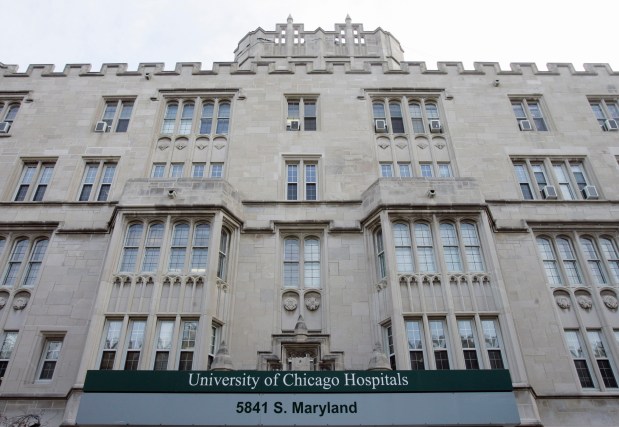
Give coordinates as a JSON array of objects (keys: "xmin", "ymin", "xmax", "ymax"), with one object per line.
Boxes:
[
  {"xmin": 285, "ymin": 95, "xmax": 318, "ymax": 132},
  {"xmin": 35, "ymin": 335, "xmax": 64, "ymax": 382},
  {"xmin": 98, "ymin": 98, "xmax": 135, "ymax": 133},
  {"xmin": 159, "ymin": 96, "xmax": 232, "ymax": 137},
  {"xmin": 282, "ymin": 154, "xmax": 322, "ymax": 201},
  {"xmin": 12, "ymin": 159, "xmax": 56, "ymax": 202},
  {"xmin": 77, "ymin": 158, "xmax": 119, "ymax": 202},
  {"xmin": 588, "ymin": 98, "xmax": 619, "ymax": 131},
  {"xmin": 0, "ymin": 234, "xmax": 50, "ymax": 289},
  {"xmin": 510, "ymin": 97, "xmax": 549, "ymax": 131}
]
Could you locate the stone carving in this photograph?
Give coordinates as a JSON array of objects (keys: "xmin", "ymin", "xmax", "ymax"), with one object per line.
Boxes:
[
  {"xmin": 283, "ymin": 297, "xmax": 298, "ymax": 311},
  {"xmin": 555, "ymin": 295, "xmax": 571, "ymax": 309},
  {"xmin": 13, "ymin": 297, "xmax": 28, "ymax": 310},
  {"xmin": 196, "ymin": 142, "xmax": 208, "ymax": 150},
  {"xmin": 416, "ymin": 141, "xmax": 428, "ymax": 149},
  {"xmin": 305, "ymin": 296, "xmax": 320, "ymax": 311},
  {"xmin": 377, "ymin": 140, "xmax": 389, "ymax": 149},
  {"xmin": 395, "ymin": 140, "xmax": 408, "ymax": 149},
  {"xmin": 602, "ymin": 295, "xmax": 618, "ymax": 310},
  {"xmin": 214, "ymin": 142, "xmax": 226, "ymax": 150},
  {"xmin": 175, "ymin": 141, "xmax": 187, "ymax": 150},
  {"xmin": 434, "ymin": 141, "xmax": 446, "ymax": 149},
  {"xmin": 577, "ymin": 296, "xmax": 593, "ymax": 310},
  {"xmin": 157, "ymin": 141, "xmax": 171, "ymax": 150},
  {"xmin": 0, "ymin": 297, "xmax": 6, "ymax": 309}
]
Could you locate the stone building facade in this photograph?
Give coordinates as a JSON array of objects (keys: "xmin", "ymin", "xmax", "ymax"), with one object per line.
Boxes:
[{"xmin": 0, "ymin": 16, "xmax": 618, "ymax": 427}]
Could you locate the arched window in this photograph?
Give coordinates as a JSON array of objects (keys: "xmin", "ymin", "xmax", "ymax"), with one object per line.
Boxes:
[
  {"xmin": 389, "ymin": 102, "xmax": 404, "ymax": 133},
  {"xmin": 304, "ymin": 238, "xmax": 320, "ymax": 288},
  {"xmin": 142, "ymin": 223, "xmax": 164, "ymax": 272},
  {"xmin": 375, "ymin": 229, "xmax": 386, "ymax": 279},
  {"xmin": 580, "ymin": 237, "xmax": 606, "ymax": 284},
  {"xmin": 461, "ymin": 223, "xmax": 484, "ymax": 272},
  {"xmin": 282, "ymin": 236, "xmax": 321, "ymax": 288},
  {"xmin": 178, "ymin": 102, "xmax": 194, "ymax": 134},
  {"xmin": 216, "ymin": 102, "xmax": 230, "ymax": 134},
  {"xmin": 217, "ymin": 228, "xmax": 230, "ymax": 280},
  {"xmin": 414, "ymin": 222, "xmax": 436, "ymax": 272},
  {"xmin": 409, "ymin": 102, "xmax": 424, "ymax": 133},
  {"xmin": 161, "ymin": 103, "xmax": 178, "ymax": 134},
  {"xmin": 200, "ymin": 102, "xmax": 214, "ymax": 134},
  {"xmin": 536, "ymin": 237, "xmax": 562, "ymax": 285},
  {"xmin": 120, "ymin": 224, "xmax": 144, "ymax": 272},
  {"xmin": 556, "ymin": 237, "xmax": 582, "ymax": 285},
  {"xmin": 23, "ymin": 238, "xmax": 49, "ymax": 287},
  {"xmin": 393, "ymin": 223, "xmax": 413, "ymax": 273},
  {"xmin": 169, "ymin": 223, "xmax": 190, "ymax": 272},
  {"xmin": 191, "ymin": 223, "xmax": 210, "ymax": 273},
  {"xmin": 440, "ymin": 223, "xmax": 462, "ymax": 272},
  {"xmin": 600, "ymin": 237, "xmax": 619, "ymax": 282},
  {"xmin": 3, "ymin": 239, "xmax": 29, "ymax": 286}
]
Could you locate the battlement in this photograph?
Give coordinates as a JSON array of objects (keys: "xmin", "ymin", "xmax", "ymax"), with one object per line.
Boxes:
[{"xmin": 1, "ymin": 60, "xmax": 618, "ymax": 78}]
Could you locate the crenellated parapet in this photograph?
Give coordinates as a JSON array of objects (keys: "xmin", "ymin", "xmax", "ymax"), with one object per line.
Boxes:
[{"xmin": 2, "ymin": 60, "xmax": 618, "ymax": 79}]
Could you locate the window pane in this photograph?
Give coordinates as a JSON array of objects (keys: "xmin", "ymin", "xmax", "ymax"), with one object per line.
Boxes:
[
  {"xmin": 393, "ymin": 223, "xmax": 413, "ymax": 273},
  {"xmin": 440, "ymin": 224, "xmax": 462, "ymax": 272},
  {"xmin": 200, "ymin": 103, "xmax": 214, "ymax": 134}
]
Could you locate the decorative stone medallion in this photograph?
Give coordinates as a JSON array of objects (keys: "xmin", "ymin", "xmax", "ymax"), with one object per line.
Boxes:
[
  {"xmin": 555, "ymin": 295, "xmax": 571, "ymax": 309},
  {"xmin": 0, "ymin": 297, "xmax": 6, "ymax": 309},
  {"xmin": 602, "ymin": 295, "xmax": 618, "ymax": 310},
  {"xmin": 13, "ymin": 297, "xmax": 28, "ymax": 310},
  {"xmin": 305, "ymin": 296, "xmax": 320, "ymax": 311},
  {"xmin": 283, "ymin": 297, "xmax": 298, "ymax": 311},
  {"xmin": 577, "ymin": 296, "xmax": 593, "ymax": 310}
]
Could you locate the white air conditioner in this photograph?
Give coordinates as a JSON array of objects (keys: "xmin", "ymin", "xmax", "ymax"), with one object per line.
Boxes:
[
  {"xmin": 287, "ymin": 119, "xmax": 300, "ymax": 131},
  {"xmin": 604, "ymin": 119, "xmax": 619, "ymax": 131},
  {"xmin": 429, "ymin": 119, "xmax": 442, "ymax": 133},
  {"xmin": 94, "ymin": 121, "xmax": 108, "ymax": 132},
  {"xmin": 374, "ymin": 119, "xmax": 388, "ymax": 133},
  {"xmin": 542, "ymin": 185, "xmax": 558, "ymax": 199},
  {"xmin": 0, "ymin": 122, "xmax": 10, "ymax": 133},
  {"xmin": 519, "ymin": 120, "xmax": 533, "ymax": 131},
  {"xmin": 582, "ymin": 185, "xmax": 599, "ymax": 199}
]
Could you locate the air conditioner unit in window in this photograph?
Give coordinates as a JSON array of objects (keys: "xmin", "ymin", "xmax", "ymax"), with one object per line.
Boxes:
[
  {"xmin": 287, "ymin": 119, "xmax": 300, "ymax": 131},
  {"xmin": 519, "ymin": 120, "xmax": 533, "ymax": 131},
  {"xmin": 0, "ymin": 122, "xmax": 10, "ymax": 133},
  {"xmin": 94, "ymin": 121, "xmax": 108, "ymax": 132},
  {"xmin": 374, "ymin": 119, "xmax": 388, "ymax": 133},
  {"xmin": 429, "ymin": 119, "xmax": 442, "ymax": 133},
  {"xmin": 582, "ymin": 185, "xmax": 599, "ymax": 199},
  {"xmin": 604, "ymin": 119, "xmax": 619, "ymax": 131},
  {"xmin": 542, "ymin": 185, "xmax": 558, "ymax": 199}
]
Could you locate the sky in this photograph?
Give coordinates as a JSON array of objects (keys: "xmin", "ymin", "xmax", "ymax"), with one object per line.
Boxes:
[{"xmin": 3, "ymin": 0, "xmax": 619, "ymax": 72}]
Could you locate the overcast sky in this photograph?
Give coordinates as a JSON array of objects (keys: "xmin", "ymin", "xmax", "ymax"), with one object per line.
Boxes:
[{"xmin": 3, "ymin": 0, "xmax": 618, "ymax": 72}]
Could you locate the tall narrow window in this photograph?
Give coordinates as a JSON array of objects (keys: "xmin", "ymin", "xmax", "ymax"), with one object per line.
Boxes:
[
  {"xmin": 565, "ymin": 330, "xmax": 595, "ymax": 388},
  {"xmin": 161, "ymin": 103, "xmax": 178, "ymax": 134},
  {"xmin": 580, "ymin": 238, "xmax": 607, "ymax": 285},
  {"xmin": 99, "ymin": 320, "xmax": 122, "ymax": 370},
  {"xmin": 178, "ymin": 103, "xmax": 194, "ymax": 135},
  {"xmin": 415, "ymin": 223, "xmax": 436, "ymax": 273},
  {"xmin": 406, "ymin": 320, "xmax": 425, "ymax": 370},
  {"xmin": 587, "ymin": 331, "xmax": 618, "ymax": 388},
  {"xmin": 373, "ymin": 102, "xmax": 387, "ymax": 132},
  {"xmin": 384, "ymin": 325, "xmax": 396, "ymax": 370},
  {"xmin": 514, "ymin": 164, "xmax": 534, "ymax": 199},
  {"xmin": 3, "ymin": 104, "xmax": 20, "ymax": 129},
  {"xmin": 154, "ymin": 320, "xmax": 174, "ymax": 371},
  {"xmin": 210, "ymin": 163, "xmax": 223, "ymax": 178},
  {"xmin": 304, "ymin": 238, "xmax": 320, "ymax": 288},
  {"xmin": 169, "ymin": 223, "xmax": 189, "ymax": 272},
  {"xmin": 305, "ymin": 164, "xmax": 317, "ymax": 201},
  {"xmin": 216, "ymin": 103, "xmax": 230, "ymax": 134},
  {"xmin": 482, "ymin": 319, "xmax": 505, "ymax": 369},
  {"xmin": 200, "ymin": 103, "xmax": 214, "ymax": 134},
  {"xmin": 462, "ymin": 223, "xmax": 484, "ymax": 272},
  {"xmin": 120, "ymin": 224, "xmax": 143, "ymax": 272},
  {"xmin": 190, "ymin": 224, "xmax": 210, "ymax": 273},
  {"xmin": 429, "ymin": 320, "xmax": 450, "ymax": 369},
  {"xmin": 304, "ymin": 101, "xmax": 317, "ymax": 131},
  {"xmin": 124, "ymin": 320, "xmax": 145, "ymax": 370},
  {"xmin": 553, "ymin": 164, "xmax": 575, "ymax": 200},
  {"xmin": 458, "ymin": 319, "xmax": 480, "ymax": 369},
  {"xmin": 3, "ymin": 239, "xmax": 28, "ymax": 287},
  {"xmin": 37, "ymin": 339, "xmax": 63, "ymax": 380},
  {"xmin": 570, "ymin": 163, "xmax": 589, "ymax": 193},
  {"xmin": 409, "ymin": 103, "xmax": 424, "ymax": 133},
  {"xmin": 393, "ymin": 223, "xmax": 413, "ymax": 273},
  {"xmin": 600, "ymin": 238, "xmax": 619, "ymax": 282},
  {"xmin": 376, "ymin": 229, "xmax": 386, "ymax": 279},
  {"xmin": 440, "ymin": 223, "xmax": 462, "ymax": 272},
  {"xmin": 22, "ymin": 239, "xmax": 48, "ymax": 287},
  {"xmin": 531, "ymin": 163, "xmax": 549, "ymax": 197},
  {"xmin": 389, "ymin": 102, "xmax": 405, "ymax": 133},
  {"xmin": 537, "ymin": 237, "xmax": 562, "ymax": 285},
  {"xmin": 208, "ymin": 324, "xmax": 221, "ymax": 369},
  {"xmin": 178, "ymin": 320, "xmax": 197, "ymax": 371},
  {"xmin": 283, "ymin": 238, "xmax": 300, "ymax": 288},
  {"xmin": 287, "ymin": 164, "xmax": 298, "ymax": 200},
  {"xmin": 0, "ymin": 332, "xmax": 17, "ymax": 382},
  {"xmin": 142, "ymin": 223, "xmax": 164, "ymax": 272},
  {"xmin": 557, "ymin": 237, "xmax": 582, "ymax": 285},
  {"xmin": 217, "ymin": 229, "xmax": 230, "ymax": 280}
]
